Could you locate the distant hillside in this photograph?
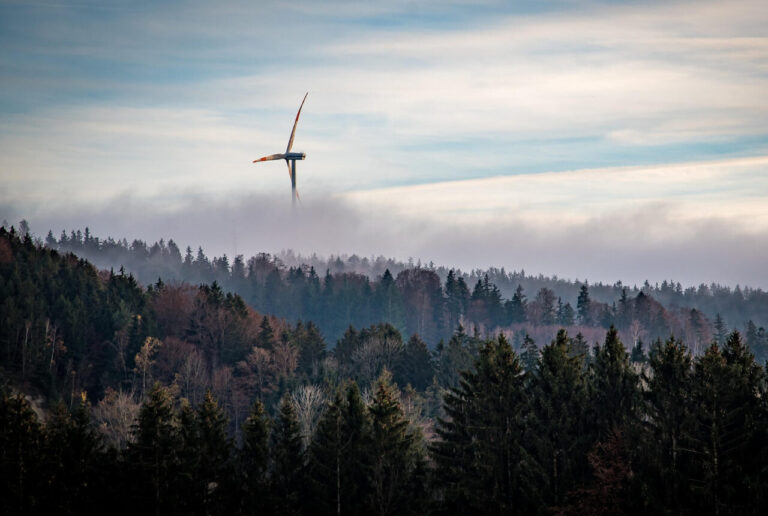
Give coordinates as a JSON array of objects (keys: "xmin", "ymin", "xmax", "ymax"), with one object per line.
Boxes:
[{"xmin": 20, "ymin": 226, "xmax": 768, "ymax": 355}]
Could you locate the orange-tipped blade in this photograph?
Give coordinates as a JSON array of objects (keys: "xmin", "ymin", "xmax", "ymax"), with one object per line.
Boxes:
[
  {"xmin": 286, "ymin": 92, "xmax": 308, "ymax": 153},
  {"xmin": 253, "ymin": 153, "xmax": 285, "ymax": 163}
]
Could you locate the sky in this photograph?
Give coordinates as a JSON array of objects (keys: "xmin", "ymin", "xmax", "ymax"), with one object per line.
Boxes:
[{"xmin": 1, "ymin": 0, "xmax": 767, "ymax": 287}]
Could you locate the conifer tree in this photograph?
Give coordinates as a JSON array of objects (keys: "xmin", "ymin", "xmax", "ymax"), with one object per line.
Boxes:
[
  {"xmin": 528, "ymin": 329, "xmax": 590, "ymax": 507},
  {"xmin": 589, "ymin": 327, "xmax": 639, "ymax": 438},
  {"xmin": 270, "ymin": 395, "xmax": 304, "ymax": 514},
  {"xmin": 641, "ymin": 336, "xmax": 694, "ymax": 513},
  {"xmin": 520, "ymin": 333, "xmax": 539, "ymax": 373},
  {"xmin": 306, "ymin": 382, "xmax": 371, "ymax": 515},
  {"xmin": 432, "ymin": 335, "xmax": 535, "ymax": 514},
  {"xmin": 127, "ymin": 383, "xmax": 181, "ymax": 516},
  {"xmin": 367, "ymin": 370, "xmax": 428, "ymax": 515},
  {"xmin": 395, "ymin": 334, "xmax": 434, "ymax": 391},
  {"xmin": 40, "ymin": 398, "xmax": 105, "ymax": 516},
  {"xmin": 688, "ymin": 332, "xmax": 766, "ymax": 513},
  {"xmin": 577, "ymin": 284, "xmax": 591, "ymax": 326},
  {"xmin": 240, "ymin": 399, "xmax": 271, "ymax": 514},
  {"xmin": 506, "ymin": 285, "xmax": 528, "ymax": 324},
  {"xmin": 191, "ymin": 391, "xmax": 234, "ymax": 515},
  {"xmin": 0, "ymin": 390, "xmax": 43, "ymax": 516}
]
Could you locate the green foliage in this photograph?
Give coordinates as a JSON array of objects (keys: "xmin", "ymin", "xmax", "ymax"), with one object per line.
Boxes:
[
  {"xmin": 270, "ymin": 395, "xmax": 304, "ymax": 514},
  {"xmin": 240, "ymin": 400, "xmax": 270, "ymax": 513},
  {"xmin": 306, "ymin": 382, "xmax": 371, "ymax": 515},
  {"xmin": 527, "ymin": 330, "xmax": 591, "ymax": 507},
  {"xmin": 589, "ymin": 327, "xmax": 639, "ymax": 437},
  {"xmin": 432, "ymin": 335, "xmax": 536, "ymax": 514}
]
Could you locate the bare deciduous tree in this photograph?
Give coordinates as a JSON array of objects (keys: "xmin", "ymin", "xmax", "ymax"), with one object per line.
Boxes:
[
  {"xmin": 351, "ymin": 336, "xmax": 403, "ymax": 385},
  {"xmin": 92, "ymin": 388, "xmax": 140, "ymax": 449},
  {"xmin": 289, "ymin": 384, "xmax": 327, "ymax": 448}
]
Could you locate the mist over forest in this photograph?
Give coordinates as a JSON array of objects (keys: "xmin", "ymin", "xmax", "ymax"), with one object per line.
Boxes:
[{"xmin": 2, "ymin": 224, "xmax": 768, "ymax": 515}]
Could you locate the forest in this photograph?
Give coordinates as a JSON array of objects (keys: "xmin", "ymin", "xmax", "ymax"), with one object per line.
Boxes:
[
  {"xmin": 39, "ymin": 226, "xmax": 768, "ymax": 350},
  {"xmin": 2, "ymin": 225, "xmax": 768, "ymax": 515}
]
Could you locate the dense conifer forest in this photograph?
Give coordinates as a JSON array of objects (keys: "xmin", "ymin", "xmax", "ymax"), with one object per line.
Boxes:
[{"xmin": 2, "ymin": 225, "xmax": 768, "ymax": 515}]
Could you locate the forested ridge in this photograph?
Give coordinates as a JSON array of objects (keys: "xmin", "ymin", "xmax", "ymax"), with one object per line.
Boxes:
[
  {"xmin": 2, "ymin": 225, "xmax": 768, "ymax": 515},
  {"xmin": 33, "ymin": 225, "xmax": 768, "ymax": 349}
]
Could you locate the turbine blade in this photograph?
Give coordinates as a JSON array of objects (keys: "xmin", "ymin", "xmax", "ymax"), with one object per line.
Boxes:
[
  {"xmin": 253, "ymin": 153, "xmax": 285, "ymax": 163},
  {"xmin": 295, "ymin": 188, "xmax": 301, "ymax": 203},
  {"xmin": 286, "ymin": 159, "xmax": 293, "ymax": 182},
  {"xmin": 286, "ymin": 92, "xmax": 308, "ymax": 153}
]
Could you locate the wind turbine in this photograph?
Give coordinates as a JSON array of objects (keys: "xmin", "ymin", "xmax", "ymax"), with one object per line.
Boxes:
[{"xmin": 253, "ymin": 92, "xmax": 308, "ymax": 207}]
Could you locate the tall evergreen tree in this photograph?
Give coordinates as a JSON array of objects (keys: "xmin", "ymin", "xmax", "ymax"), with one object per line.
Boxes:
[
  {"xmin": 641, "ymin": 336, "xmax": 694, "ymax": 513},
  {"xmin": 0, "ymin": 390, "xmax": 43, "ymax": 516},
  {"xmin": 577, "ymin": 284, "xmax": 591, "ymax": 326},
  {"xmin": 367, "ymin": 370, "xmax": 428, "ymax": 515},
  {"xmin": 127, "ymin": 383, "xmax": 181, "ymax": 516},
  {"xmin": 39, "ymin": 399, "xmax": 105, "ymax": 516},
  {"xmin": 506, "ymin": 284, "xmax": 528, "ymax": 324},
  {"xmin": 240, "ymin": 399, "xmax": 271, "ymax": 514},
  {"xmin": 688, "ymin": 332, "xmax": 766, "ymax": 514},
  {"xmin": 589, "ymin": 327, "xmax": 639, "ymax": 438},
  {"xmin": 528, "ymin": 329, "xmax": 590, "ymax": 508},
  {"xmin": 432, "ymin": 335, "xmax": 535, "ymax": 515},
  {"xmin": 270, "ymin": 395, "xmax": 304, "ymax": 514},
  {"xmin": 306, "ymin": 382, "xmax": 371, "ymax": 515}
]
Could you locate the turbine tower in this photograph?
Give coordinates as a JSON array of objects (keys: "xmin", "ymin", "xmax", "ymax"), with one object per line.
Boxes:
[{"xmin": 253, "ymin": 92, "xmax": 308, "ymax": 207}]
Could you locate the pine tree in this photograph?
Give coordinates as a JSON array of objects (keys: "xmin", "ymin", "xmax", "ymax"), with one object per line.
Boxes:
[
  {"xmin": 127, "ymin": 383, "xmax": 181, "ymax": 516},
  {"xmin": 577, "ymin": 284, "xmax": 591, "ymax": 326},
  {"xmin": 40, "ymin": 398, "xmax": 105, "ymax": 516},
  {"xmin": 520, "ymin": 333, "xmax": 539, "ymax": 373},
  {"xmin": 271, "ymin": 395, "xmax": 304, "ymax": 514},
  {"xmin": 528, "ymin": 329, "xmax": 590, "ymax": 507},
  {"xmin": 240, "ymin": 400, "xmax": 271, "ymax": 514},
  {"xmin": 687, "ymin": 331, "xmax": 766, "ymax": 513},
  {"xmin": 306, "ymin": 382, "xmax": 371, "ymax": 515},
  {"xmin": 641, "ymin": 336, "xmax": 694, "ymax": 513},
  {"xmin": 190, "ymin": 391, "xmax": 234, "ymax": 515},
  {"xmin": 0, "ymin": 390, "xmax": 43, "ymax": 516},
  {"xmin": 258, "ymin": 316, "xmax": 276, "ymax": 351},
  {"xmin": 367, "ymin": 370, "xmax": 428, "ymax": 515},
  {"xmin": 395, "ymin": 334, "xmax": 434, "ymax": 390},
  {"xmin": 506, "ymin": 285, "xmax": 528, "ymax": 324},
  {"xmin": 713, "ymin": 313, "xmax": 727, "ymax": 346},
  {"xmin": 589, "ymin": 327, "xmax": 639, "ymax": 438},
  {"xmin": 432, "ymin": 335, "xmax": 535, "ymax": 514}
]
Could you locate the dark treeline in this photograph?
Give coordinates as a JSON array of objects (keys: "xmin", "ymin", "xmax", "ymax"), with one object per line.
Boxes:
[
  {"xmin": 3, "ymin": 329, "xmax": 768, "ymax": 515},
  {"xmin": 27, "ymin": 225, "xmax": 768, "ymax": 349}
]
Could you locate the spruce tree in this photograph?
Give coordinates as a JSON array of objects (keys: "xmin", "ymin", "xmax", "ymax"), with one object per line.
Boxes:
[
  {"xmin": 306, "ymin": 382, "xmax": 371, "ymax": 515},
  {"xmin": 367, "ymin": 370, "xmax": 428, "ymax": 515},
  {"xmin": 270, "ymin": 395, "xmax": 304, "ymax": 514},
  {"xmin": 240, "ymin": 399, "xmax": 271, "ymax": 514},
  {"xmin": 688, "ymin": 331, "xmax": 766, "ymax": 513},
  {"xmin": 589, "ymin": 327, "xmax": 639, "ymax": 438},
  {"xmin": 432, "ymin": 335, "xmax": 535, "ymax": 514},
  {"xmin": 40, "ymin": 399, "xmax": 105, "ymax": 516},
  {"xmin": 528, "ymin": 329, "xmax": 590, "ymax": 508},
  {"xmin": 127, "ymin": 383, "xmax": 181, "ymax": 516},
  {"xmin": 0, "ymin": 390, "xmax": 43, "ymax": 516},
  {"xmin": 641, "ymin": 336, "xmax": 694, "ymax": 513},
  {"xmin": 577, "ymin": 284, "xmax": 591, "ymax": 326}
]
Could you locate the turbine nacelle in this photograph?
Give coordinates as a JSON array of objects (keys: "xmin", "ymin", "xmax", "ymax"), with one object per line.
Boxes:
[{"xmin": 284, "ymin": 152, "xmax": 306, "ymax": 160}]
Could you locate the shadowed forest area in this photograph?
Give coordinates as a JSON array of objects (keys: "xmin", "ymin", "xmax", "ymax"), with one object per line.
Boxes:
[{"xmin": 2, "ymin": 226, "xmax": 768, "ymax": 515}]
